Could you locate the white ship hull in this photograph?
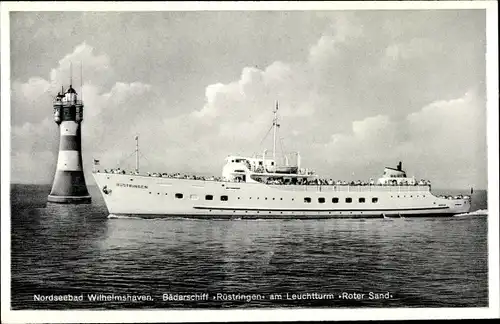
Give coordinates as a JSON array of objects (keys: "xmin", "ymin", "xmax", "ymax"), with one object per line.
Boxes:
[{"xmin": 93, "ymin": 172, "xmax": 471, "ymax": 218}]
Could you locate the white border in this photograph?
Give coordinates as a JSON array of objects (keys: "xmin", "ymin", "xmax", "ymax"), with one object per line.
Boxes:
[{"xmin": 1, "ymin": 1, "xmax": 499, "ymax": 323}]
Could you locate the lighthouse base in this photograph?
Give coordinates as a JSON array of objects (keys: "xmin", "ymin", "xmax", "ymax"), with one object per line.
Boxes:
[{"xmin": 47, "ymin": 195, "xmax": 92, "ymax": 204}]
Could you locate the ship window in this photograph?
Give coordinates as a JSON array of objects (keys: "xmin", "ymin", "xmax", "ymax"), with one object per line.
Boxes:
[
  {"xmin": 175, "ymin": 193, "xmax": 183, "ymax": 199},
  {"xmin": 190, "ymin": 194, "xmax": 198, "ymax": 200},
  {"xmin": 346, "ymin": 197, "xmax": 352, "ymax": 203},
  {"xmin": 359, "ymin": 197, "xmax": 365, "ymax": 203},
  {"xmin": 259, "ymin": 161, "xmax": 263, "ymax": 166},
  {"xmin": 221, "ymin": 195, "xmax": 228, "ymax": 201},
  {"xmin": 304, "ymin": 197, "xmax": 312, "ymax": 203},
  {"xmin": 271, "ymin": 162, "xmax": 275, "ymax": 166},
  {"xmin": 332, "ymin": 197, "xmax": 339, "ymax": 203},
  {"xmin": 318, "ymin": 197, "xmax": 325, "ymax": 203},
  {"xmin": 372, "ymin": 197, "xmax": 378, "ymax": 203},
  {"xmin": 205, "ymin": 195, "xmax": 213, "ymax": 200},
  {"xmin": 265, "ymin": 197, "xmax": 268, "ymax": 200}
]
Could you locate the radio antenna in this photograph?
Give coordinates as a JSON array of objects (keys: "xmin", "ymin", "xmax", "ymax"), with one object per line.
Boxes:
[{"xmin": 80, "ymin": 61, "xmax": 83, "ymax": 100}]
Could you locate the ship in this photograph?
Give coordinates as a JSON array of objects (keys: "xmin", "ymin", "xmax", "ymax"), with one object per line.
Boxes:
[{"xmin": 92, "ymin": 103, "xmax": 472, "ymax": 219}]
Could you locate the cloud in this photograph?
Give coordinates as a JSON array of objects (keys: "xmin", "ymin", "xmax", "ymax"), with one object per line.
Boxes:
[
  {"xmin": 10, "ymin": 42, "xmax": 154, "ymax": 183},
  {"xmin": 312, "ymin": 90, "xmax": 486, "ymax": 188},
  {"xmin": 10, "ymin": 12, "xmax": 487, "ymax": 190}
]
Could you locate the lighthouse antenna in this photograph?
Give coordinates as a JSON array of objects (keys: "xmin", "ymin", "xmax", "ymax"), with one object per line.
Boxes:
[
  {"xmin": 80, "ymin": 61, "xmax": 83, "ymax": 101},
  {"xmin": 70, "ymin": 62, "xmax": 73, "ymax": 86}
]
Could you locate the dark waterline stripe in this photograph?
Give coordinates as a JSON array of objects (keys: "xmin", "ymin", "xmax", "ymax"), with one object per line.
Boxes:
[{"xmin": 109, "ymin": 213, "xmax": 455, "ymax": 220}]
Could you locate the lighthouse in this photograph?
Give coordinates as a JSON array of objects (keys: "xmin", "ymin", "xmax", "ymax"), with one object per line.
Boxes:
[{"xmin": 47, "ymin": 83, "xmax": 91, "ymax": 204}]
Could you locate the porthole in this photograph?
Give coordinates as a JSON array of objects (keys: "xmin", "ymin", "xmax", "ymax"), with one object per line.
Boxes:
[
  {"xmin": 304, "ymin": 197, "xmax": 312, "ymax": 203},
  {"xmin": 359, "ymin": 197, "xmax": 365, "ymax": 203},
  {"xmin": 221, "ymin": 195, "xmax": 228, "ymax": 201},
  {"xmin": 318, "ymin": 197, "xmax": 325, "ymax": 203},
  {"xmin": 372, "ymin": 197, "xmax": 378, "ymax": 203},
  {"xmin": 346, "ymin": 197, "xmax": 352, "ymax": 203},
  {"xmin": 205, "ymin": 194, "xmax": 213, "ymax": 200},
  {"xmin": 175, "ymin": 193, "xmax": 183, "ymax": 199},
  {"xmin": 332, "ymin": 197, "xmax": 339, "ymax": 203}
]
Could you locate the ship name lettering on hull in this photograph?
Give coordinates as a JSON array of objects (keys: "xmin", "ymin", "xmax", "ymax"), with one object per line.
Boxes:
[{"xmin": 116, "ymin": 183, "xmax": 148, "ymax": 189}]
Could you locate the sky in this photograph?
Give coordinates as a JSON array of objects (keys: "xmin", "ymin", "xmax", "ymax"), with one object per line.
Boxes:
[{"xmin": 7, "ymin": 6, "xmax": 491, "ymax": 189}]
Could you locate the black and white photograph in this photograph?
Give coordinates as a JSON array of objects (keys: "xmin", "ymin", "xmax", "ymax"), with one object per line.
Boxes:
[{"xmin": 1, "ymin": 1, "xmax": 499, "ymax": 322}]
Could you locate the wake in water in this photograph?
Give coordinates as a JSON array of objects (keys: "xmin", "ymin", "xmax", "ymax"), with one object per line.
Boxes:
[
  {"xmin": 454, "ymin": 209, "xmax": 488, "ymax": 217},
  {"xmin": 107, "ymin": 214, "xmax": 143, "ymax": 220}
]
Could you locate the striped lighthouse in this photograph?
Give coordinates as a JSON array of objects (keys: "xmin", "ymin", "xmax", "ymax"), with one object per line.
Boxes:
[{"xmin": 47, "ymin": 83, "xmax": 91, "ymax": 204}]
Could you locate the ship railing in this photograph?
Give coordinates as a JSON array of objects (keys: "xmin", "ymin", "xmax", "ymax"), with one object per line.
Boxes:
[
  {"xmin": 94, "ymin": 170, "xmax": 432, "ymax": 190},
  {"xmin": 54, "ymin": 99, "xmax": 84, "ymax": 105},
  {"xmin": 267, "ymin": 184, "xmax": 431, "ymax": 192}
]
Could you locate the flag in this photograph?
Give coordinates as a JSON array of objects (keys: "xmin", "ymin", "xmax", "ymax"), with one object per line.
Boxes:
[{"xmin": 93, "ymin": 159, "xmax": 100, "ymax": 165}]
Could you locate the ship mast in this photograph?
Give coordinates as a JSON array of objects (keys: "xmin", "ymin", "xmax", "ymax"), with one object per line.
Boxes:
[
  {"xmin": 272, "ymin": 101, "xmax": 280, "ymax": 161},
  {"xmin": 135, "ymin": 135, "xmax": 139, "ymax": 173}
]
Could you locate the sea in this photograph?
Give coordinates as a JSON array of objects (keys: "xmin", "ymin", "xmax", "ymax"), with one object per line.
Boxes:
[{"xmin": 9, "ymin": 184, "xmax": 489, "ymax": 310}]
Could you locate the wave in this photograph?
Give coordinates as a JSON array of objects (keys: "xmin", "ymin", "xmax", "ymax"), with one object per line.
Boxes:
[{"xmin": 454, "ymin": 209, "xmax": 488, "ymax": 217}]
